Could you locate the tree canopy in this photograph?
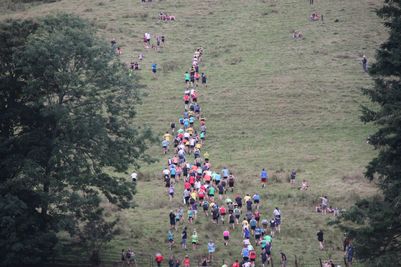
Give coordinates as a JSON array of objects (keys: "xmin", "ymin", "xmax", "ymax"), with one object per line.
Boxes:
[
  {"xmin": 0, "ymin": 14, "xmax": 153, "ymax": 266},
  {"xmin": 340, "ymin": 1, "xmax": 401, "ymax": 266}
]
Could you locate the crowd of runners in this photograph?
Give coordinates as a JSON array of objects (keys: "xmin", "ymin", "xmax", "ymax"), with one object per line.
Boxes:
[
  {"xmin": 116, "ymin": 1, "xmax": 360, "ymax": 266},
  {"xmin": 121, "ymin": 36, "xmax": 350, "ymax": 267},
  {"xmin": 152, "ymin": 47, "xmax": 290, "ymax": 267}
]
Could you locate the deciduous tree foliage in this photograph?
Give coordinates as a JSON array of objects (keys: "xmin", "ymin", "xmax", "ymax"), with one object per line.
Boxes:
[
  {"xmin": 340, "ymin": 1, "xmax": 401, "ymax": 266},
  {"xmin": 0, "ymin": 14, "xmax": 153, "ymax": 266}
]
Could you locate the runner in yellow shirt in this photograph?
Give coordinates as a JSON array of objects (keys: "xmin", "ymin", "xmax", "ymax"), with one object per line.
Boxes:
[
  {"xmin": 163, "ymin": 131, "xmax": 172, "ymax": 142},
  {"xmin": 242, "ymin": 219, "xmax": 249, "ymax": 229},
  {"xmin": 190, "ymin": 190, "xmax": 198, "ymax": 200}
]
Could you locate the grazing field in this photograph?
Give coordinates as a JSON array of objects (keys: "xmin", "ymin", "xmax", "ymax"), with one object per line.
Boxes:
[{"xmin": 1, "ymin": 0, "xmax": 386, "ymax": 265}]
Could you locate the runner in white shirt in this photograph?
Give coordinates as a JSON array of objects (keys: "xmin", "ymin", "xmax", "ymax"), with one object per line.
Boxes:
[
  {"xmin": 183, "ymin": 132, "xmax": 190, "ymax": 139},
  {"xmin": 273, "ymin": 207, "xmax": 281, "ymax": 233},
  {"xmin": 163, "ymin": 168, "xmax": 170, "ymax": 177},
  {"xmin": 131, "ymin": 172, "xmax": 138, "ymax": 183}
]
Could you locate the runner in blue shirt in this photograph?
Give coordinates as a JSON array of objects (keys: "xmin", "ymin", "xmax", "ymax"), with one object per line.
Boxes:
[
  {"xmin": 170, "ymin": 166, "xmax": 176, "ymax": 182},
  {"xmin": 167, "ymin": 230, "xmax": 174, "ymax": 250},
  {"xmin": 250, "ymin": 217, "xmax": 257, "ymax": 235},
  {"xmin": 221, "ymin": 167, "xmax": 229, "ymax": 179},
  {"xmin": 252, "ymin": 193, "xmax": 260, "ymax": 210},
  {"xmin": 189, "ymin": 116, "xmax": 195, "ymax": 125},
  {"xmin": 241, "ymin": 246, "xmax": 249, "ymax": 261},
  {"xmin": 151, "ymin": 63, "xmax": 157, "ymax": 76},
  {"xmin": 162, "ymin": 139, "xmax": 169, "ymax": 154},
  {"xmin": 254, "ymin": 227, "xmax": 262, "ymax": 244},
  {"xmin": 214, "ymin": 173, "xmax": 221, "ymax": 185},
  {"xmin": 207, "ymin": 241, "xmax": 216, "ymax": 262},
  {"xmin": 260, "ymin": 168, "xmax": 268, "ymax": 188}
]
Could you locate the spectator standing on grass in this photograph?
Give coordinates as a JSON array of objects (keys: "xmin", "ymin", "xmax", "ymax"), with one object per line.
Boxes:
[
  {"xmin": 320, "ymin": 196, "xmax": 329, "ymax": 214},
  {"xmin": 120, "ymin": 249, "xmax": 125, "ymax": 264},
  {"xmin": 343, "ymin": 235, "xmax": 351, "ymax": 251},
  {"xmin": 169, "ymin": 256, "xmax": 175, "ymax": 267},
  {"xmin": 156, "ymin": 35, "xmax": 161, "ymax": 48},
  {"xmin": 362, "ymin": 55, "xmax": 368, "ymax": 72},
  {"xmin": 201, "ymin": 73, "xmax": 207, "ymax": 87},
  {"xmin": 317, "ymin": 229, "xmax": 324, "ymax": 250},
  {"xmin": 116, "ymin": 47, "xmax": 122, "ymax": 55},
  {"xmin": 111, "ymin": 38, "xmax": 116, "ymax": 50},
  {"xmin": 280, "ymin": 252, "xmax": 287, "ymax": 267},
  {"xmin": 290, "ymin": 169, "xmax": 296, "ymax": 187},
  {"xmin": 346, "ymin": 240, "xmax": 354, "ymax": 266}
]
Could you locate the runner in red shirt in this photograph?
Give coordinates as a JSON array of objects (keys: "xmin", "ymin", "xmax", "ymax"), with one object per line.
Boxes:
[
  {"xmin": 155, "ymin": 253, "xmax": 164, "ymax": 267},
  {"xmin": 184, "ymin": 181, "xmax": 191, "ymax": 190},
  {"xmin": 232, "ymin": 260, "xmax": 240, "ymax": 267},
  {"xmin": 183, "ymin": 255, "xmax": 190, "ymax": 267},
  {"xmin": 249, "ymin": 250, "xmax": 257, "ymax": 266},
  {"xmin": 219, "ymin": 205, "xmax": 227, "ymax": 224}
]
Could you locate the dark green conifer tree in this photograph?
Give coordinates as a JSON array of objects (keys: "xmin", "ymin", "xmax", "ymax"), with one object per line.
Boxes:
[
  {"xmin": 340, "ymin": 1, "xmax": 401, "ymax": 266},
  {"xmin": 0, "ymin": 14, "xmax": 153, "ymax": 266}
]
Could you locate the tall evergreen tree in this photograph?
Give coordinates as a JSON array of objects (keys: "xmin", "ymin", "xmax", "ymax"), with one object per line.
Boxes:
[
  {"xmin": 0, "ymin": 14, "xmax": 154, "ymax": 266},
  {"xmin": 340, "ymin": 1, "xmax": 401, "ymax": 266}
]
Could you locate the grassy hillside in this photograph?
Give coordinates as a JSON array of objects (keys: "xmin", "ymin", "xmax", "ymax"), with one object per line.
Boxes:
[{"xmin": 1, "ymin": 0, "xmax": 386, "ymax": 266}]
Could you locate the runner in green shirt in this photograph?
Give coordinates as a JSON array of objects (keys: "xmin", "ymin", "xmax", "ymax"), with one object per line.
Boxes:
[
  {"xmin": 184, "ymin": 72, "xmax": 190, "ymax": 86},
  {"xmin": 191, "ymin": 230, "xmax": 198, "ymax": 250},
  {"xmin": 208, "ymin": 186, "xmax": 215, "ymax": 198},
  {"xmin": 264, "ymin": 235, "xmax": 272, "ymax": 244},
  {"xmin": 188, "ymin": 209, "xmax": 194, "ymax": 224}
]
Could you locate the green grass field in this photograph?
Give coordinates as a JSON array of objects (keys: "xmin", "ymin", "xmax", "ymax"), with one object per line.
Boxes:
[{"xmin": 1, "ymin": 0, "xmax": 387, "ymax": 266}]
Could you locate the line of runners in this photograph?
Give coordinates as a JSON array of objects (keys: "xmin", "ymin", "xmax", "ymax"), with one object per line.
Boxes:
[{"xmin": 157, "ymin": 48, "xmax": 286, "ymax": 267}]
